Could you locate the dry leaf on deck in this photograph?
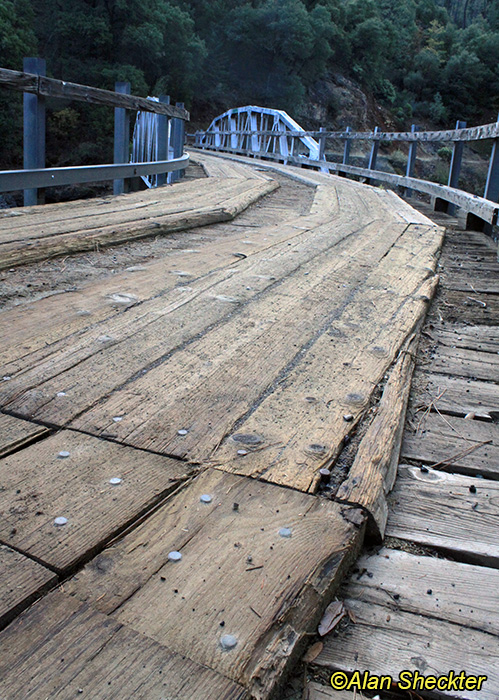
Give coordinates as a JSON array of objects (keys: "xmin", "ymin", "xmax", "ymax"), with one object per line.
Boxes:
[{"xmin": 318, "ymin": 600, "xmax": 346, "ymax": 636}]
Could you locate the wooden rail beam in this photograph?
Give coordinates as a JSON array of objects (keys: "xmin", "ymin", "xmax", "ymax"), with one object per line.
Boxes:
[
  {"xmin": 0, "ymin": 68, "xmax": 189, "ymax": 120},
  {"xmin": 200, "ymin": 122, "xmax": 499, "ymax": 142}
]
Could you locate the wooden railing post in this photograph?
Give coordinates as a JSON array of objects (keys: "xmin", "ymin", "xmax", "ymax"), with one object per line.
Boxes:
[
  {"xmin": 484, "ymin": 114, "xmax": 499, "ymax": 203},
  {"xmin": 156, "ymin": 94, "xmax": 170, "ymax": 187},
  {"xmin": 404, "ymin": 124, "xmax": 418, "ymax": 197},
  {"xmin": 23, "ymin": 57, "xmax": 46, "ymax": 206},
  {"xmin": 113, "ymin": 81, "xmax": 131, "ymax": 195},
  {"xmin": 343, "ymin": 126, "xmax": 351, "ymax": 165}
]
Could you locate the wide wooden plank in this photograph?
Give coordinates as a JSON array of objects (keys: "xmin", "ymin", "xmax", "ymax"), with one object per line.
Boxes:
[
  {"xmin": 0, "ymin": 176, "xmax": 315, "ymax": 373},
  {"xmin": 67, "ymin": 469, "xmax": 364, "ymax": 697},
  {"xmin": 0, "ymin": 591, "xmax": 247, "ymax": 700},
  {"xmin": 0, "ymin": 545, "xmax": 56, "ymax": 629},
  {"xmin": 66, "ymin": 220, "xmax": 424, "ymax": 463},
  {"xmin": 402, "ymin": 412, "xmax": 499, "ymax": 479},
  {"xmin": 209, "ymin": 256, "xmax": 440, "ymax": 492},
  {"xmin": 336, "ymin": 333, "xmax": 418, "ymax": 539},
  {"xmin": 0, "ymin": 177, "xmax": 247, "ymax": 240},
  {"xmin": 0, "ymin": 172, "xmax": 357, "ymax": 399},
  {"xmin": 0, "ymin": 412, "xmax": 49, "ymax": 457},
  {"xmin": 349, "ymin": 548, "xmax": 499, "ymax": 636},
  {"xmin": 386, "ymin": 465, "xmax": 499, "ymax": 567},
  {"xmin": 429, "ymin": 324, "xmax": 499, "ymax": 354},
  {"xmin": 314, "ymin": 599, "xmax": 499, "ymax": 700},
  {"xmin": 0, "ymin": 177, "xmax": 279, "ymax": 270},
  {"xmin": 430, "ymin": 345, "xmax": 499, "ymax": 382},
  {"xmin": 2, "ymin": 210, "xmax": 399, "ymax": 424},
  {"xmin": 411, "ymin": 371, "xmax": 499, "ymax": 419},
  {"xmin": 0, "ymin": 430, "xmax": 191, "ymax": 572}
]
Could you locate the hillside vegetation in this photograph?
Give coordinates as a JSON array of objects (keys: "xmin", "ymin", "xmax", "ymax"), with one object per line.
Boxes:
[{"xmin": 1, "ymin": 0, "xmax": 499, "ymax": 167}]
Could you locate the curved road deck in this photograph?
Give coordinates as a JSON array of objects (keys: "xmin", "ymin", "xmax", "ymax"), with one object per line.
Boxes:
[{"xmin": 0, "ymin": 152, "xmax": 491, "ymax": 699}]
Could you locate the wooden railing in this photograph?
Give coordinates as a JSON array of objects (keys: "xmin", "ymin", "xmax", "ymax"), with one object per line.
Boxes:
[
  {"xmin": 0, "ymin": 59, "xmax": 190, "ymax": 206},
  {"xmin": 194, "ymin": 113, "xmax": 499, "ymax": 232}
]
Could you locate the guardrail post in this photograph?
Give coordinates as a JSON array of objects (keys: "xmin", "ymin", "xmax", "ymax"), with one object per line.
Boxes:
[
  {"xmin": 156, "ymin": 94, "xmax": 170, "ymax": 187},
  {"xmin": 318, "ymin": 127, "xmax": 326, "ymax": 160},
  {"xmin": 318, "ymin": 127, "xmax": 328, "ymax": 173},
  {"xmin": 113, "ymin": 81, "xmax": 131, "ymax": 195},
  {"xmin": 404, "ymin": 124, "xmax": 418, "ymax": 197},
  {"xmin": 484, "ymin": 114, "xmax": 499, "ymax": 203},
  {"xmin": 23, "ymin": 57, "xmax": 46, "ymax": 206},
  {"xmin": 339, "ymin": 126, "xmax": 351, "ymax": 177},
  {"xmin": 170, "ymin": 101, "xmax": 185, "ymax": 183},
  {"xmin": 366, "ymin": 126, "xmax": 380, "ymax": 184},
  {"xmin": 446, "ymin": 119, "xmax": 466, "ymax": 214}
]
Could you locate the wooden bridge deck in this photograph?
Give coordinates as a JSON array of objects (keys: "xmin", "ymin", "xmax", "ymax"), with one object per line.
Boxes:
[
  {"xmin": 0, "ymin": 152, "xmax": 495, "ymax": 699},
  {"xmin": 308, "ymin": 208, "xmax": 499, "ymax": 700}
]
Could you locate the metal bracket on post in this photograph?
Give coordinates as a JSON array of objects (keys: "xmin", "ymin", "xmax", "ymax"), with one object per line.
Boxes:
[
  {"xmin": 23, "ymin": 57, "xmax": 46, "ymax": 207},
  {"xmin": 113, "ymin": 81, "xmax": 131, "ymax": 195},
  {"xmin": 404, "ymin": 124, "xmax": 418, "ymax": 198},
  {"xmin": 446, "ymin": 119, "xmax": 466, "ymax": 215},
  {"xmin": 156, "ymin": 95, "xmax": 170, "ymax": 187}
]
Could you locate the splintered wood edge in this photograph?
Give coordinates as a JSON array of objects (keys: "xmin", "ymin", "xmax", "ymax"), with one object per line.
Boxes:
[
  {"xmin": 334, "ymin": 275, "xmax": 440, "ymax": 541},
  {"xmin": 244, "ymin": 507, "xmax": 366, "ymax": 700}
]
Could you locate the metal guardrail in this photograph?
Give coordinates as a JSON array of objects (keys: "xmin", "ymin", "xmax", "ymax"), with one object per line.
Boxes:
[
  {"xmin": 0, "ymin": 59, "xmax": 190, "ymax": 206},
  {"xmin": 195, "ymin": 107, "xmax": 499, "ymax": 231},
  {"xmin": 0, "ymin": 154, "xmax": 190, "ymax": 193}
]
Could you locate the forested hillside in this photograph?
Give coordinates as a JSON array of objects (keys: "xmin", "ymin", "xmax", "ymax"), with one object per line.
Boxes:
[{"xmin": 1, "ymin": 0, "xmax": 499, "ymax": 167}]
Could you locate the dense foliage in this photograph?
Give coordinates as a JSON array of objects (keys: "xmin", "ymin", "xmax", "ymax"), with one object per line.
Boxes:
[{"xmin": 1, "ymin": 0, "xmax": 498, "ymax": 166}]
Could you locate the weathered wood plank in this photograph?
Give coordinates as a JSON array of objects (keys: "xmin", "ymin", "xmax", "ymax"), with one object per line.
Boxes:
[
  {"xmin": 314, "ymin": 599, "xmax": 499, "ymax": 700},
  {"xmin": 0, "ymin": 412, "xmax": 49, "ymax": 457},
  {"xmin": 0, "ymin": 545, "xmax": 56, "ymax": 629},
  {"xmin": 402, "ymin": 412, "xmax": 499, "ymax": 479},
  {"xmin": 0, "ymin": 430, "xmax": 191, "ymax": 573},
  {"xmin": 411, "ymin": 371, "xmax": 499, "ymax": 419},
  {"xmin": 2, "ymin": 203, "xmax": 394, "ymax": 423},
  {"xmin": 0, "ymin": 181, "xmax": 246, "ymax": 241},
  {"xmin": 0, "ymin": 178, "xmax": 279, "ymax": 270},
  {"xmin": 0, "ymin": 175, "xmax": 313, "ymax": 374},
  {"xmin": 429, "ymin": 345, "xmax": 499, "ymax": 382},
  {"xmin": 336, "ymin": 333, "xmax": 419, "ymax": 539},
  {"xmin": 429, "ymin": 324, "xmax": 499, "ymax": 354},
  {"xmin": 386, "ymin": 465, "xmax": 499, "ymax": 567},
  {"xmin": 66, "ymin": 221, "xmax": 426, "ymax": 466},
  {"xmin": 438, "ymin": 273, "xmax": 499, "ymax": 294},
  {"xmin": 433, "ymin": 289, "xmax": 499, "ymax": 325},
  {"xmin": 0, "ymin": 591, "xmax": 247, "ymax": 700},
  {"xmin": 67, "ymin": 469, "xmax": 364, "ymax": 697},
  {"xmin": 209, "ymin": 264, "xmax": 440, "ymax": 493},
  {"xmin": 349, "ymin": 548, "xmax": 499, "ymax": 636}
]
